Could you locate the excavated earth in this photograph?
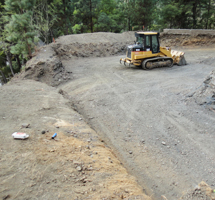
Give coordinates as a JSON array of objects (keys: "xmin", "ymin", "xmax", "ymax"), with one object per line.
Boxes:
[{"xmin": 1, "ymin": 31, "xmax": 215, "ymax": 200}]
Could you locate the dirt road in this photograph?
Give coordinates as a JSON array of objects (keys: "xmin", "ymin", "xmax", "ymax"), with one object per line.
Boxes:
[{"xmin": 59, "ymin": 47, "xmax": 215, "ymax": 199}]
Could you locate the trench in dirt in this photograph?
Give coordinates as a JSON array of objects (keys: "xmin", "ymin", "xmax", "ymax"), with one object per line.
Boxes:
[{"xmin": 58, "ymin": 47, "xmax": 215, "ymax": 199}]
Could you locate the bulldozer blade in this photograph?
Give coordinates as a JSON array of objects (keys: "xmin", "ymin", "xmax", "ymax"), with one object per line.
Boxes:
[
  {"xmin": 171, "ymin": 50, "xmax": 186, "ymax": 66},
  {"xmin": 177, "ymin": 56, "xmax": 187, "ymax": 66}
]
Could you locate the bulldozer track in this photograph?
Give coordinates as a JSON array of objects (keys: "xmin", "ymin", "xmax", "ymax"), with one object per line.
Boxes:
[{"xmin": 142, "ymin": 57, "xmax": 174, "ymax": 70}]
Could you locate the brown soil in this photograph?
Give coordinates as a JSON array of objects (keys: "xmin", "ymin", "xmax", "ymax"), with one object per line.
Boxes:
[
  {"xmin": 160, "ymin": 33, "xmax": 215, "ymax": 47},
  {"xmin": 180, "ymin": 182, "xmax": 215, "ymax": 200},
  {"xmin": 0, "ymin": 80, "xmax": 150, "ymax": 200},
  {"xmin": 53, "ymin": 32, "xmax": 135, "ymax": 59},
  {"xmin": 14, "ymin": 46, "xmax": 72, "ymax": 87}
]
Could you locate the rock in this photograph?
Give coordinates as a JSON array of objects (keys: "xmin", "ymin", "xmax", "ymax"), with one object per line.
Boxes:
[
  {"xmin": 2, "ymin": 195, "xmax": 10, "ymax": 200},
  {"xmin": 41, "ymin": 130, "xmax": 46, "ymax": 134},
  {"xmin": 129, "ymin": 151, "xmax": 133, "ymax": 154},
  {"xmin": 22, "ymin": 123, "xmax": 30, "ymax": 128},
  {"xmin": 76, "ymin": 166, "xmax": 82, "ymax": 171},
  {"xmin": 80, "ymin": 176, "xmax": 86, "ymax": 181},
  {"xmin": 73, "ymin": 161, "xmax": 82, "ymax": 165},
  {"xmin": 141, "ymin": 139, "xmax": 145, "ymax": 143},
  {"xmin": 87, "ymin": 167, "xmax": 93, "ymax": 171},
  {"xmin": 162, "ymin": 141, "xmax": 166, "ymax": 145}
]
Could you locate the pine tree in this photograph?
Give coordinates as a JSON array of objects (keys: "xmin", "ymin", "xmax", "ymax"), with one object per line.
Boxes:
[
  {"xmin": 159, "ymin": 0, "xmax": 215, "ymax": 29},
  {"xmin": 4, "ymin": 0, "xmax": 38, "ymax": 59},
  {"xmin": 33, "ymin": 0, "xmax": 58, "ymax": 44},
  {"xmin": 73, "ymin": 0, "xmax": 99, "ymax": 33},
  {"xmin": 49, "ymin": 0, "xmax": 75, "ymax": 36},
  {"xmin": 0, "ymin": 1, "xmax": 15, "ymax": 77}
]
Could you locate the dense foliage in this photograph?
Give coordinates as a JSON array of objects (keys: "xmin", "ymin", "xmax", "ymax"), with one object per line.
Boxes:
[{"xmin": 0, "ymin": 0, "xmax": 215, "ymax": 82}]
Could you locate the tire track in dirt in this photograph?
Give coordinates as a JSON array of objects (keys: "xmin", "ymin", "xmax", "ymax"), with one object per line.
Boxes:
[
  {"xmin": 61, "ymin": 68, "xmax": 191, "ymax": 198},
  {"xmin": 60, "ymin": 51, "xmax": 215, "ymax": 199}
]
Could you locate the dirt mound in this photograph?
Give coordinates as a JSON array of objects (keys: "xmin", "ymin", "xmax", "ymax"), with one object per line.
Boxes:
[
  {"xmin": 52, "ymin": 32, "xmax": 135, "ymax": 59},
  {"xmin": 13, "ymin": 46, "xmax": 72, "ymax": 87},
  {"xmin": 189, "ymin": 70, "xmax": 215, "ymax": 110},
  {"xmin": 13, "ymin": 30, "xmax": 215, "ymax": 88},
  {"xmin": 163, "ymin": 29, "xmax": 215, "ymax": 36},
  {"xmin": 180, "ymin": 181, "xmax": 215, "ymax": 200},
  {"xmin": 13, "ymin": 32, "xmax": 135, "ymax": 86},
  {"xmin": 160, "ymin": 33, "xmax": 215, "ymax": 47}
]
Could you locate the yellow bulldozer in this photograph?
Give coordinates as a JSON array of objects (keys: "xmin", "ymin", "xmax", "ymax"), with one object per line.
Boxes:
[{"xmin": 120, "ymin": 32, "xmax": 186, "ymax": 69}]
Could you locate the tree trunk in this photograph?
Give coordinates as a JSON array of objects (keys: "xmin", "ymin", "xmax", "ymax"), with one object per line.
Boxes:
[
  {"xmin": 142, "ymin": 0, "xmax": 146, "ymax": 28},
  {"xmin": 22, "ymin": 55, "xmax": 27, "ymax": 65},
  {"xmin": 206, "ymin": 0, "xmax": 211, "ymax": 29},
  {"xmin": 128, "ymin": 17, "xmax": 130, "ymax": 31},
  {"xmin": 63, "ymin": 0, "xmax": 69, "ymax": 35},
  {"xmin": 16, "ymin": 55, "xmax": 22, "ymax": 71},
  {"xmin": 24, "ymin": 27, "xmax": 32, "ymax": 58},
  {"xmin": 50, "ymin": 28, "xmax": 53, "ymax": 43},
  {"xmin": 6, "ymin": 52, "xmax": 15, "ymax": 76},
  {"xmin": 0, "ymin": 69, "xmax": 7, "ymax": 84},
  {"xmin": 90, "ymin": 0, "xmax": 93, "ymax": 33},
  {"xmin": 192, "ymin": 0, "xmax": 197, "ymax": 29},
  {"xmin": 180, "ymin": 11, "xmax": 187, "ymax": 29}
]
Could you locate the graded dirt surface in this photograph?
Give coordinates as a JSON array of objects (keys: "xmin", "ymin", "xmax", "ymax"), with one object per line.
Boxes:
[
  {"xmin": 59, "ymin": 47, "xmax": 215, "ymax": 199},
  {"xmin": 1, "ymin": 31, "xmax": 215, "ymax": 200},
  {"xmin": 0, "ymin": 80, "xmax": 151, "ymax": 200}
]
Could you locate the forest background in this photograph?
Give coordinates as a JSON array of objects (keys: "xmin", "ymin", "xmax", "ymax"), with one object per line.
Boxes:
[{"xmin": 0, "ymin": 0, "xmax": 215, "ymax": 82}]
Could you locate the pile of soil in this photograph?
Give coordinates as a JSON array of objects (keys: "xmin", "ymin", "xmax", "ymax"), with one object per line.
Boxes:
[
  {"xmin": 52, "ymin": 32, "xmax": 135, "ymax": 59},
  {"xmin": 160, "ymin": 33, "xmax": 215, "ymax": 47},
  {"xmin": 14, "ymin": 31, "xmax": 215, "ymax": 87},
  {"xmin": 189, "ymin": 70, "xmax": 215, "ymax": 110},
  {"xmin": 13, "ymin": 32, "xmax": 135, "ymax": 87},
  {"xmin": 180, "ymin": 181, "xmax": 215, "ymax": 200},
  {"xmin": 13, "ymin": 46, "xmax": 72, "ymax": 87}
]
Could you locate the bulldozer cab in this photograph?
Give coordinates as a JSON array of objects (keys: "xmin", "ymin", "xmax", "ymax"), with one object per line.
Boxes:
[{"xmin": 135, "ymin": 32, "xmax": 160, "ymax": 54}]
